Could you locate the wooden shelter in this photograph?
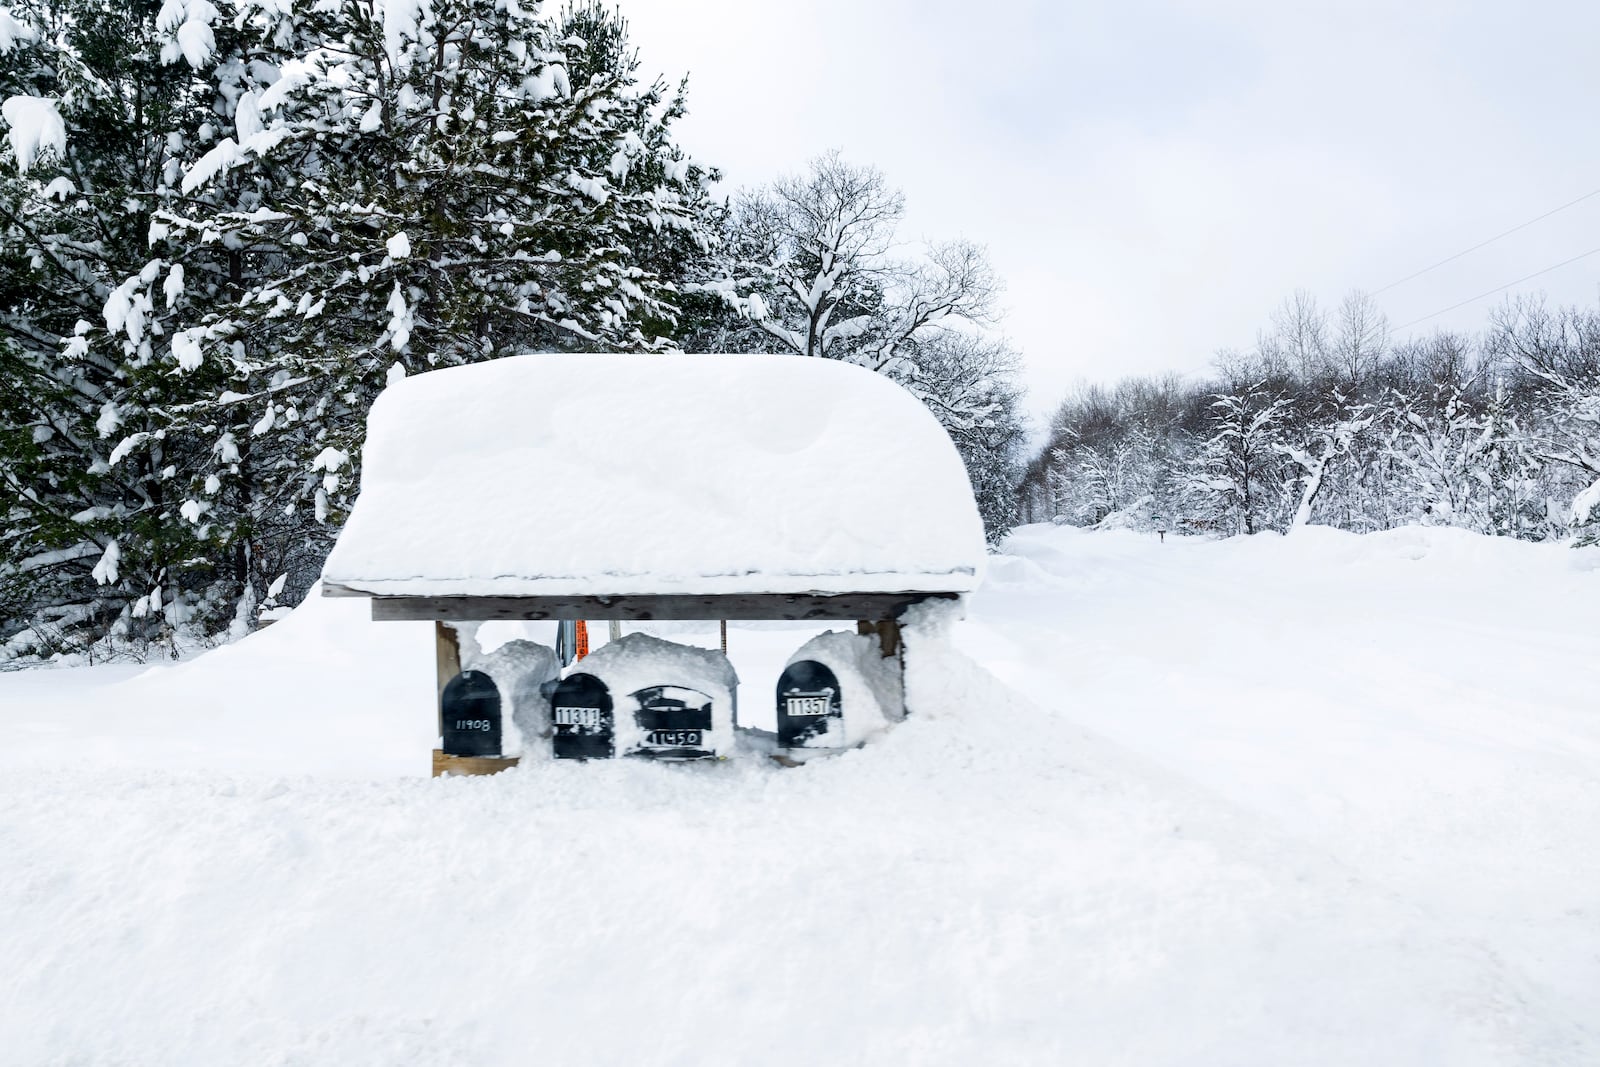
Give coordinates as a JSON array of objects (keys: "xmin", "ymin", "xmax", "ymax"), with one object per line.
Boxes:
[{"xmin": 320, "ymin": 352, "xmax": 988, "ymax": 768}]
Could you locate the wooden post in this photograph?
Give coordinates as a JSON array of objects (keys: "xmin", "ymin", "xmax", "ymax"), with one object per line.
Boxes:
[
  {"xmin": 434, "ymin": 621, "xmax": 460, "ymax": 736},
  {"xmin": 857, "ymin": 617, "xmax": 909, "ymax": 721},
  {"xmin": 856, "ymin": 619, "xmax": 900, "ymax": 659}
]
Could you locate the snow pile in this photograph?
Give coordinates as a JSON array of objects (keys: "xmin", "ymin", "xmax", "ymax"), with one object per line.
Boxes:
[
  {"xmin": 0, "ymin": 6, "xmax": 34, "ymax": 53},
  {"xmin": 1570, "ymin": 475, "xmax": 1600, "ymax": 526},
  {"xmin": 1, "ymin": 95, "xmax": 66, "ymax": 174},
  {"xmin": 3, "ymin": 525, "xmax": 1599, "ymax": 1063},
  {"xmin": 322, "ymin": 353, "xmax": 987, "ymax": 597},
  {"xmin": 569, "ymin": 631, "xmax": 738, "ymax": 757},
  {"xmin": 0, "ymin": 584, "xmax": 435, "ymax": 776}
]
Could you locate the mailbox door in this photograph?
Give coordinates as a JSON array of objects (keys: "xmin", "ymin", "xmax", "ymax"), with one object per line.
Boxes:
[
  {"xmin": 776, "ymin": 661, "xmax": 843, "ymax": 748},
  {"xmin": 441, "ymin": 670, "xmax": 503, "ymax": 757},
  {"xmin": 551, "ymin": 673, "xmax": 614, "ymax": 759},
  {"xmin": 630, "ymin": 685, "xmax": 714, "ymax": 760}
]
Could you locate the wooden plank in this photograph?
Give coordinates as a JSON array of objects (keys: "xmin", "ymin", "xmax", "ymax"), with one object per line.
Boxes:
[
  {"xmin": 369, "ymin": 591, "xmax": 958, "ymax": 623},
  {"xmin": 432, "ymin": 750, "xmax": 521, "ymax": 777}
]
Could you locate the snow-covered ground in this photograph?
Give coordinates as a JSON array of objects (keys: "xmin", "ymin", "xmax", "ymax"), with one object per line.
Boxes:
[{"xmin": 2, "ymin": 525, "xmax": 1597, "ymax": 1065}]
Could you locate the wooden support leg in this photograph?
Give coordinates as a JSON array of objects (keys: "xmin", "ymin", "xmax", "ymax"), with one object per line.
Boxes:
[
  {"xmin": 434, "ymin": 621, "xmax": 461, "ymax": 737},
  {"xmin": 856, "ymin": 619, "xmax": 901, "ymax": 659},
  {"xmin": 859, "ymin": 618, "xmax": 910, "ymax": 723}
]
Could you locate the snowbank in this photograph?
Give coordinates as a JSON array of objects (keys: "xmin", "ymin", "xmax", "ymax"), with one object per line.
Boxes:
[
  {"xmin": 0, "ymin": 583, "xmax": 436, "ymax": 777},
  {"xmin": 4, "ymin": 524, "xmax": 1599, "ymax": 1063},
  {"xmin": 322, "ymin": 353, "xmax": 987, "ymax": 597}
]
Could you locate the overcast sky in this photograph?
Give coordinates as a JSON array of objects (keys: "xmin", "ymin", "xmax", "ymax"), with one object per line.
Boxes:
[{"xmin": 621, "ymin": 0, "xmax": 1600, "ymax": 427}]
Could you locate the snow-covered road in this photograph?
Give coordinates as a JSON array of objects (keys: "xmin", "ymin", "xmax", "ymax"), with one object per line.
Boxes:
[
  {"xmin": 967, "ymin": 526, "xmax": 1600, "ymax": 1055},
  {"xmin": 1, "ymin": 526, "xmax": 1597, "ymax": 1065}
]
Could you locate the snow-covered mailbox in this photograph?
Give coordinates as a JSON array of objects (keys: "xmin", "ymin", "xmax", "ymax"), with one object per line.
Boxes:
[{"xmin": 319, "ymin": 352, "xmax": 986, "ymax": 774}]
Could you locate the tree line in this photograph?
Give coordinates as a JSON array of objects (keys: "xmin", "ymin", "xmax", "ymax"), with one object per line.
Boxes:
[
  {"xmin": 1021, "ymin": 290, "xmax": 1600, "ymax": 546},
  {"xmin": 0, "ymin": 0, "xmax": 1024, "ymax": 662}
]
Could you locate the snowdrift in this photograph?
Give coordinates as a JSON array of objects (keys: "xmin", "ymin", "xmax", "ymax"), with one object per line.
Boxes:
[{"xmin": 2, "ymin": 523, "xmax": 1598, "ymax": 1064}]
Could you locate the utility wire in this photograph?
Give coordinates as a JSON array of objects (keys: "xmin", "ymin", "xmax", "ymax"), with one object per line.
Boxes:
[
  {"xmin": 1393, "ymin": 245, "xmax": 1600, "ymax": 330},
  {"xmin": 1372, "ymin": 185, "xmax": 1600, "ymax": 296}
]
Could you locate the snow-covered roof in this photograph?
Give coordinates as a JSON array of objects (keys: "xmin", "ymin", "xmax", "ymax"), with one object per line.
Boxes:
[{"xmin": 321, "ymin": 353, "xmax": 986, "ymax": 600}]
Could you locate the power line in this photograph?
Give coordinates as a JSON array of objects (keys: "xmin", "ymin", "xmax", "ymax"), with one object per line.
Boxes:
[
  {"xmin": 1372, "ymin": 184, "xmax": 1600, "ymax": 296},
  {"xmin": 1393, "ymin": 245, "xmax": 1600, "ymax": 330}
]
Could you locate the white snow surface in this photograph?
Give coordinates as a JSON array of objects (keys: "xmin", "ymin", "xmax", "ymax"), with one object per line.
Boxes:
[
  {"xmin": 1570, "ymin": 475, "xmax": 1600, "ymax": 526},
  {"xmin": 3, "ymin": 525, "xmax": 1600, "ymax": 1065},
  {"xmin": 0, "ymin": 7, "xmax": 33, "ymax": 53},
  {"xmin": 321, "ymin": 354, "xmax": 987, "ymax": 596}
]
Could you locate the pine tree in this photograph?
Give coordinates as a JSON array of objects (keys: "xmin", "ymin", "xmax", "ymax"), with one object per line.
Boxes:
[
  {"xmin": 1, "ymin": 0, "xmax": 719, "ymax": 656},
  {"xmin": 1, "ymin": 0, "xmax": 245, "ymax": 653},
  {"xmin": 139, "ymin": 0, "xmax": 717, "ymax": 538}
]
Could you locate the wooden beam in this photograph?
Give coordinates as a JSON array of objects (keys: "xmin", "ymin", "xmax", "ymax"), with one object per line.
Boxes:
[{"xmin": 367, "ymin": 591, "xmax": 958, "ymax": 623}]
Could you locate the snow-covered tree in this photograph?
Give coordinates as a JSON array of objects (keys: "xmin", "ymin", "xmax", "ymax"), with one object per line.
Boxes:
[
  {"xmin": 1486, "ymin": 298, "xmax": 1600, "ymax": 544},
  {"xmin": 1184, "ymin": 386, "xmax": 1293, "ymax": 535},
  {"xmin": 714, "ymin": 152, "xmax": 1000, "ymax": 374},
  {"xmin": 907, "ymin": 332, "xmax": 1025, "ymax": 541},
  {"xmin": 1277, "ymin": 395, "xmax": 1378, "ymax": 530},
  {"xmin": 0, "ymin": 0, "xmax": 250, "ymax": 651},
  {"xmin": 1, "ymin": 0, "xmax": 719, "ymax": 655},
  {"xmin": 1380, "ymin": 381, "xmax": 1544, "ymax": 536},
  {"xmin": 129, "ymin": 0, "xmax": 717, "ymax": 539}
]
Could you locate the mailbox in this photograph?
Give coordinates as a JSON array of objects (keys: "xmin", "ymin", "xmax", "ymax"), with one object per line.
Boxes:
[
  {"xmin": 551, "ymin": 673, "xmax": 614, "ymax": 759},
  {"xmin": 776, "ymin": 660, "xmax": 843, "ymax": 749},
  {"xmin": 441, "ymin": 670, "xmax": 503, "ymax": 757},
  {"xmin": 630, "ymin": 685, "xmax": 715, "ymax": 761}
]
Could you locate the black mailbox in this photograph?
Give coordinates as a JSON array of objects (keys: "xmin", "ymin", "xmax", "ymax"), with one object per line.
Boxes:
[
  {"xmin": 631, "ymin": 685, "xmax": 714, "ymax": 761},
  {"xmin": 552, "ymin": 673, "xmax": 614, "ymax": 759},
  {"xmin": 776, "ymin": 661, "xmax": 842, "ymax": 749},
  {"xmin": 441, "ymin": 670, "xmax": 503, "ymax": 757}
]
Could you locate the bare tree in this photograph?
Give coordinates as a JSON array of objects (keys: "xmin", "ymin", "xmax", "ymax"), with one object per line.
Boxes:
[
  {"xmin": 1270, "ymin": 289, "xmax": 1329, "ymax": 380},
  {"xmin": 725, "ymin": 152, "xmax": 999, "ymax": 371},
  {"xmin": 1331, "ymin": 290, "xmax": 1389, "ymax": 391}
]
